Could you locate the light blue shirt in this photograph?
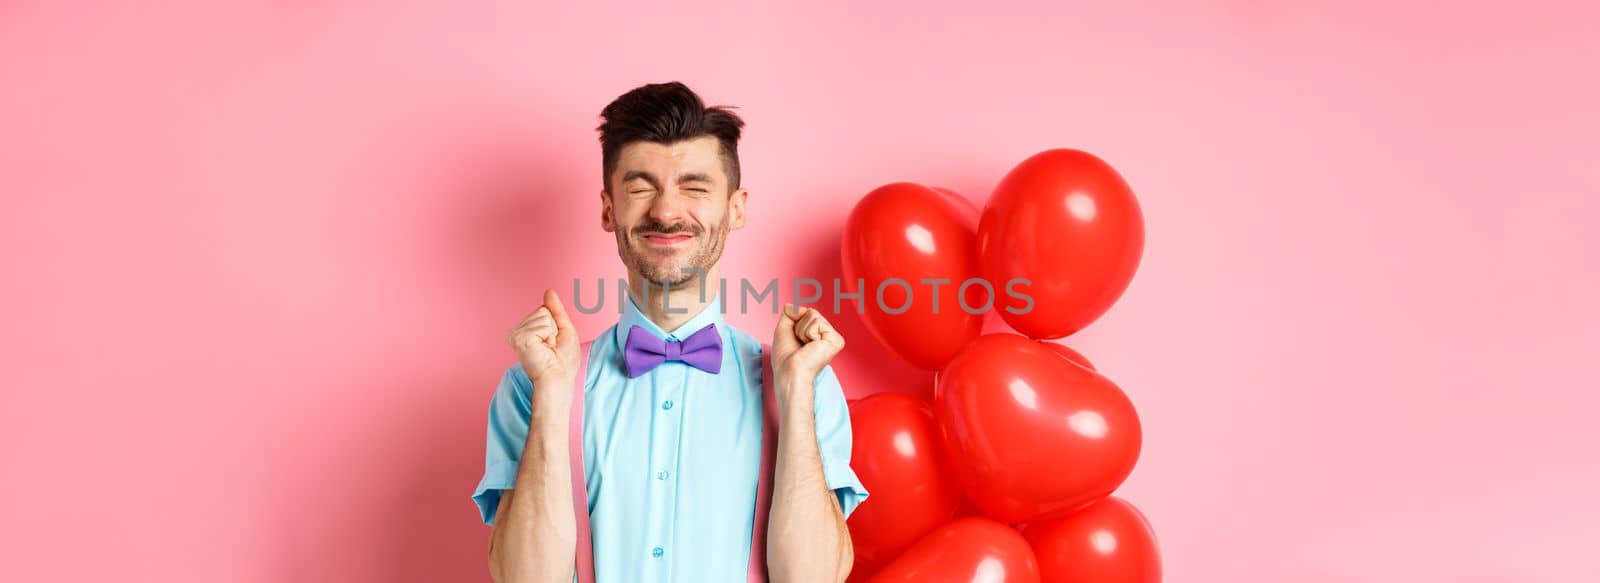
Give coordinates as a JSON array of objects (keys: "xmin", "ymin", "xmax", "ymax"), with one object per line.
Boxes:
[{"xmin": 472, "ymin": 290, "xmax": 869, "ymax": 582}]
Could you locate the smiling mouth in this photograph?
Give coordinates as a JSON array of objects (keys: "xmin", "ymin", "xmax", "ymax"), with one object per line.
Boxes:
[{"xmin": 641, "ymin": 233, "xmax": 694, "ymax": 246}]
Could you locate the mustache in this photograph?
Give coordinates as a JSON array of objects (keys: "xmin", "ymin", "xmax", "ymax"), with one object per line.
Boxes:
[{"xmin": 633, "ymin": 221, "xmax": 703, "ymax": 237}]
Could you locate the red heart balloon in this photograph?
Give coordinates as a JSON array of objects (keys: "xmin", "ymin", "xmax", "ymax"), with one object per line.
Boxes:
[
  {"xmin": 865, "ymin": 517, "xmax": 1040, "ymax": 583},
  {"xmin": 1021, "ymin": 497, "xmax": 1161, "ymax": 583},
  {"xmin": 979, "ymin": 149, "xmax": 1144, "ymax": 339},
  {"xmin": 846, "ymin": 393, "xmax": 963, "ymax": 577},
  {"xmin": 1043, "ymin": 342, "xmax": 1096, "ymax": 371},
  {"xmin": 936, "ymin": 333, "xmax": 1141, "ymax": 523},
  {"xmin": 843, "ymin": 183, "xmax": 985, "ymax": 370},
  {"xmin": 953, "ymin": 496, "xmax": 988, "ymax": 520}
]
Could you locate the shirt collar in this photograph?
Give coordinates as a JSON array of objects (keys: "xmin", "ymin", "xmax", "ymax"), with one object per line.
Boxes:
[{"xmin": 613, "ymin": 286, "xmax": 727, "ymax": 347}]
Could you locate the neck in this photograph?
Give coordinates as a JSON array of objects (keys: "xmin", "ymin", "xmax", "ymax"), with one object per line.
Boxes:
[{"xmin": 627, "ymin": 264, "xmax": 721, "ymax": 332}]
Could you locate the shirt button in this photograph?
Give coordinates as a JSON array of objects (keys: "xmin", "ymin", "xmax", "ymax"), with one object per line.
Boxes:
[
  {"xmin": 656, "ymin": 470, "xmax": 669, "ymax": 480},
  {"xmin": 661, "ymin": 400, "xmax": 673, "ymax": 410},
  {"xmin": 651, "ymin": 546, "xmax": 664, "ymax": 558}
]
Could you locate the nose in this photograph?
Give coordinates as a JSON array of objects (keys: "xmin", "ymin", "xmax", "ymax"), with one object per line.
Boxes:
[{"xmin": 646, "ymin": 189, "xmax": 687, "ymax": 227}]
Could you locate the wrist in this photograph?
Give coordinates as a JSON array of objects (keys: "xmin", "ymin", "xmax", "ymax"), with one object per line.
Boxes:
[
  {"xmin": 777, "ymin": 368, "xmax": 817, "ymax": 388},
  {"xmin": 775, "ymin": 375, "xmax": 815, "ymax": 414},
  {"xmin": 529, "ymin": 372, "xmax": 578, "ymax": 399}
]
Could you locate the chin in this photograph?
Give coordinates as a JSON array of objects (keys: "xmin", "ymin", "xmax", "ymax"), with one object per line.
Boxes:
[{"xmin": 634, "ymin": 263, "xmax": 688, "ymax": 286}]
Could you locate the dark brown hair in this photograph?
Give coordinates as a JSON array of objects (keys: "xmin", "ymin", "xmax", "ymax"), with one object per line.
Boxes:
[{"xmin": 597, "ymin": 82, "xmax": 745, "ymax": 194}]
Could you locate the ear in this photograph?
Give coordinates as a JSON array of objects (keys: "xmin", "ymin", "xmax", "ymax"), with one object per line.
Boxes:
[
  {"xmin": 599, "ymin": 188, "xmax": 615, "ymax": 232},
  {"xmin": 728, "ymin": 187, "xmax": 749, "ymax": 230}
]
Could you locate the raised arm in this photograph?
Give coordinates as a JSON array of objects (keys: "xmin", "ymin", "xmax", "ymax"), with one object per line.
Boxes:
[
  {"xmin": 489, "ymin": 289, "xmax": 582, "ymax": 583},
  {"xmin": 766, "ymin": 304, "xmax": 855, "ymax": 583}
]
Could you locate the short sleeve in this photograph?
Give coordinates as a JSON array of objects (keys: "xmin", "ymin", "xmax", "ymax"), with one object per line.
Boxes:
[
  {"xmin": 471, "ymin": 364, "xmax": 534, "ymax": 526},
  {"xmin": 811, "ymin": 365, "xmax": 870, "ymax": 519}
]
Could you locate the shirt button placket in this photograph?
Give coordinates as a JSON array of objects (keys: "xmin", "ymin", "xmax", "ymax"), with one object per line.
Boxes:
[{"xmin": 647, "ymin": 352, "xmax": 684, "ymax": 572}]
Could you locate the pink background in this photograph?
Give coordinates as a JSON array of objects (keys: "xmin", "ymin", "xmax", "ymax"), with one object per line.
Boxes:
[{"xmin": 3, "ymin": 1, "xmax": 1598, "ymax": 581}]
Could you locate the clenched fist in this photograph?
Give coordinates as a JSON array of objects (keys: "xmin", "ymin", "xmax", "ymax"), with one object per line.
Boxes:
[
  {"xmin": 771, "ymin": 303, "xmax": 846, "ymax": 391},
  {"xmin": 507, "ymin": 288, "xmax": 582, "ymax": 392}
]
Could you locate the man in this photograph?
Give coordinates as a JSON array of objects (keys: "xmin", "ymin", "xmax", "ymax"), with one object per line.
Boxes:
[{"xmin": 472, "ymin": 82, "xmax": 868, "ymax": 583}]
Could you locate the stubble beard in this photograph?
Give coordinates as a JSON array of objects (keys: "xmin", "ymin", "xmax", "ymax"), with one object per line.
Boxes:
[{"xmin": 617, "ymin": 218, "xmax": 728, "ymax": 292}]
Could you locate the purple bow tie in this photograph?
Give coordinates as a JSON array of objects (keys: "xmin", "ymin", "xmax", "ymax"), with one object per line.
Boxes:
[{"xmin": 624, "ymin": 323, "xmax": 723, "ymax": 378}]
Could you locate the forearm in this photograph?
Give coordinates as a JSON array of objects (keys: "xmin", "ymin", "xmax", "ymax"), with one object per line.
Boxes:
[
  {"xmin": 490, "ymin": 383, "xmax": 578, "ymax": 583},
  {"xmin": 766, "ymin": 375, "xmax": 853, "ymax": 583}
]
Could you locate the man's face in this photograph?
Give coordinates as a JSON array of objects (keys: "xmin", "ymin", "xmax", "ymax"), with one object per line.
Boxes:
[{"xmin": 602, "ymin": 135, "xmax": 747, "ymax": 290}]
